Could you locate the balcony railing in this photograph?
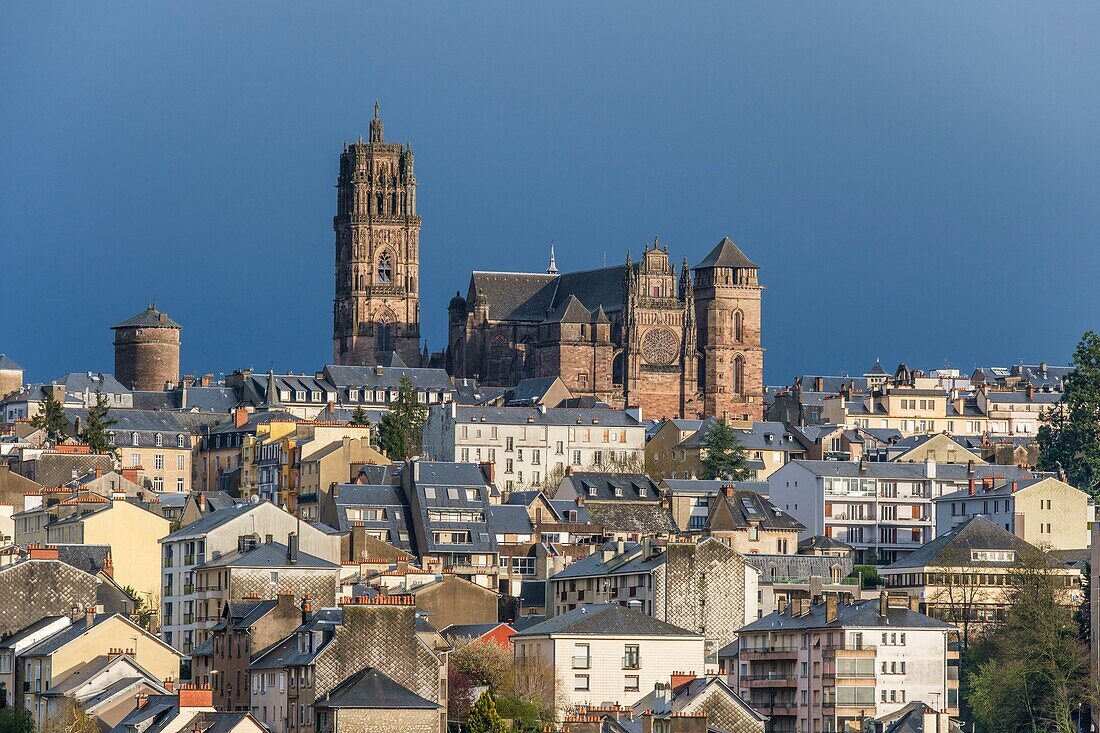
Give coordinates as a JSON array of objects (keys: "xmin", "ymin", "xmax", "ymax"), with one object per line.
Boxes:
[
  {"xmin": 183, "ymin": 584, "xmax": 195, "ymax": 594},
  {"xmin": 572, "ymin": 656, "xmax": 591, "ymax": 669},
  {"xmin": 622, "ymin": 656, "xmax": 640, "ymax": 670},
  {"xmin": 824, "ymin": 643, "xmax": 877, "ymax": 652},
  {"xmin": 742, "ymin": 673, "xmax": 797, "ymax": 682},
  {"xmin": 182, "ymin": 613, "xmax": 194, "ymax": 624},
  {"xmin": 184, "ymin": 554, "xmax": 196, "ymax": 565}
]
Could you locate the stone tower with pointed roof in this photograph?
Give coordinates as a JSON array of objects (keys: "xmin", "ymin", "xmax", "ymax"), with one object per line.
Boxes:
[
  {"xmin": 333, "ymin": 103, "xmax": 422, "ymax": 367},
  {"xmin": 111, "ymin": 304, "xmax": 182, "ymax": 391},
  {"xmin": 694, "ymin": 237, "xmax": 764, "ymax": 421}
]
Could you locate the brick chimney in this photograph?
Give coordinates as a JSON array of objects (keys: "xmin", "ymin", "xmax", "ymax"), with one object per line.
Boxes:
[
  {"xmin": 968, "ymin": 478, "xmax": 976, "ymax": 496},
  {"xmin": 878, "ymin": 590, "xmax": 888, "ymax": 618},
  {"xmin": 301, "ymin": 594, "xmax": 313, "ymax": 624},
  {"xmin": 121, "ymin": 467, "xmax": 140, "ymax": 485},
  {"xmin": 28, "ymin": 544, "xmax": 59, "ymax": 561},
  {"xmin": 163, "ymin": 677, "xmax": 174, "ymax": 693},
  {"xmin": 479, "ymin": 461, "xmax": 495, "ymax": 484},
  {"xmin": 723, "ymin": 484, "xmax": 734, "ymax": 498},
  {"xmin": 825, "ymin": 594, "xmax": 839, "ymax": 624},
  {"xmin": 234, "ymin": 407, "xmax": 249, "ymax": 429},
  {"xmin": 670, "ymin": 671, "xmax": 695, "ymax": 691},
  {"xmin": 178, "ymin": 684, "xmax": 214, "ymax": 710}
]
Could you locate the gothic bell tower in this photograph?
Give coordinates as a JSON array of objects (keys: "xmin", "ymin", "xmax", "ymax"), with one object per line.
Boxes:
[{"xmin": 333, "ymin": 103, "xmax": 422, "ymax": 366}]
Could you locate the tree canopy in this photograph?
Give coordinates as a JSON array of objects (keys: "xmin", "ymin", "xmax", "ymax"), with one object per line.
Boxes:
[
  {"xmin": 1038, "ymin": 330, "xmax": 1100, "ymax": 495},
  {"xmin": 466, "ymin": 691, "xmax": 508, "ymax": 733},
  {"xmin": 700, "ymin": 419, "xmax": 751, "ymax": 481},
  {"xmin": 31, "ymin": 389, "xmax": 68, "ymax": 443},
  {"xmin": 378, "ymin": 376, "xmax": 426, "ymax": 461},
  {"xmin": 79, "ymin": 389, "xmax": 118, "ymax": 458}
]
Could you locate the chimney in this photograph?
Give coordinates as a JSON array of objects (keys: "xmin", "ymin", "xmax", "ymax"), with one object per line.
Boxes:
[
  {"xmin": 777, "ymin": 596, "xmax": 788, "ymax": 615},
  {"xmin": 825, "ymin": 594, "xmax": 839, "ymax": 623},
  {"xmin": 1011, "ymin": 480, "xmax": 1019, "ymax": 493},
  {"xmin": 925, "ymin": 458, "xmax": 936, "ymax": 479},
  {"xmin": 670, "ymin": 671, "xmax": 695, "ymax": 691},
  {"xmin": 102, "ymin": 552, "xmax": 114, "ymax": 579},
  {"xmin": 858, "ymin": 457, "xmax": 867, "ymax": 474},
  {"xmin": 178, "ymin": 684, "xmax": 214, "ymax": 710},
  {"xmin": 1027, "ymin": 384, "xmax": 1035, "ymax": 400},
  {"xmin": 86, "ymin": 604, "xmax": 98, "ymax": 628},
  {"xmin": 121, "ymin": 467, "xmax": 140, "ymax": 485},
  {"xmin": 814, "ymin": 376, "xmax": 825, "ymax": 392},
  {"xmin": 265, "ymin": 534, "xmax": 274, "ymax": 544},
  {"xmin": 968, "ymin": 478, "xmax": 976, "ymax": 496},
  {"xmin": 28, "ymin": 544, "xmax": 60, "ymax": 561},
  {"xmin": 95, "ymin": 466, "xmax": 102, "ymax": 479},
  {"xmin": 909, "ymin": 595, "xmax": 921, "ymax": 612},
  {"xmin": 982, "ymin": 476, "xmax": 993, "ymax": 490},
  {"xmin": 479, "ymin": 461, "xmax": 495, "ymax": 484},
  {"xmin": 564, "ymin": 465, "xmax": 573, "ymax": 476},
  {"xmin": 234, "ymin": 407, "xmax": 248, "ymax": 428},
  {"xmin": 723, "ymin": 484, "xmax": 734, "ymax": 498},
  {"xmin": 967, "ymin": 459, "xmax": 975, "ymax": 477},
  {"xmin": 301, "ymin": 594, "xmax": 313, "ymax": 624},
  {"xmin": 287, "ymin": 533, "xmax": 299, "ymax": 565},
  {"xmin": 135, "ymin": 694, "xmax": 148, "ymax": 710},
  {"xmin": 879, "ymin": 590, "xmax": 888, "ymax": 618}
]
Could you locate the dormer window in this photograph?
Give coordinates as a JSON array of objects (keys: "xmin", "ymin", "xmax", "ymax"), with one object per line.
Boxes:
[
  {"xmin": 155, "ymin": 433, "xmax": 163, "ymax": 447},
  {"xmin": 131, "ymin": 432, "xmax": 139, "ymax": 446},
  {"xmin": 349, "ymin": 389, "xmax": 359, "ymax": 401},
  {"xmin": 614, "ymin": 486, "xmax": 623, "ymax": 497},
  {"xmin": 295, "ymin": 391, "xmax": 306, "ymax": 401},
  {"xmin": 311, "ymin": 391, "xmax": 322, "ymax": 402}
]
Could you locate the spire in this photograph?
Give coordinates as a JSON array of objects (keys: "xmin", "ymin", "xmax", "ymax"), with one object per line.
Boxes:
[
  {"xmin": 547, "ymin": 241, "xmax": 559, "ymax": 275},
  {"xmin": 370, "ymin": 101, "xmax": 384, "ymax": 143},
  {"xmin": 264, "ymin": 370, "xmax": 281, "ymax": 408},
  {"xmin": 679, "ymin": 255, "xmax": 693, "ymax": 300}
]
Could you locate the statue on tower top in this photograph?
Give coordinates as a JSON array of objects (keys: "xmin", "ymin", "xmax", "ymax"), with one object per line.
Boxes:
[{"xmin": 370, "ymin": 100, "xmax": 384, "ymax": 143}]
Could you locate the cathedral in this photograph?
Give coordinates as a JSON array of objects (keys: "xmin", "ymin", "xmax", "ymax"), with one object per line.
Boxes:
[
  {"xmin": 331, "ymin": 107, "xmax": 765, "ymax": 420},
  {"xmin": 332, "ymin": 104, "xmax": 424, "ymax": 366},
  {"xmin": 446, "ymin": 238, "xmax": 765, "ymax": 421}
]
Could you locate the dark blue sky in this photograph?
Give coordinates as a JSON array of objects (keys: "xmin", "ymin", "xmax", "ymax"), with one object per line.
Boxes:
[{"xmin": 3, "ymin": 3, "xmax": 1098, "ymax": 385}]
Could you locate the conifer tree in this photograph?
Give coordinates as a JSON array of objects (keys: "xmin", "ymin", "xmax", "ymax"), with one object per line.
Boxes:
[
  {"xmin": 378, "ymin": 376, "xmax": 427, "ymax": 461},
  {"xmin": 466, "ymin": 691, "xmax": 508, "ymax": 733},
  {"xmin": 31, "ymin": 388, "xmax": 68, "ymax": 443},
  {"xmin": 700, "ymin": 419, "xmax": 751, "ymax": 480},
  {"xmin": 1039, "ymin": 330, "xmax": 1100, "ymax": 495},
  {"xmin": 79, "ymin": 389, "xmax": 118, "ymax": 458}
]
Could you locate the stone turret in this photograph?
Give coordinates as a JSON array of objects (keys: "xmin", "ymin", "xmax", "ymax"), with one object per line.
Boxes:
[{"xmin": 111, "ymin": 304, "xmax": 181, "ymax": 391}]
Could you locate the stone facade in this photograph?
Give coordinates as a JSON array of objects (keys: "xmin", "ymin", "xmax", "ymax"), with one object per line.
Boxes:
[
  {"xmin": 111, "ymin": 304, "xmax": 182, "ymax": 391},
  {"xmin": 0, "ymin": 559, "xmax": 100, "ymax": 638},
  {"xmin": 323, "ymin": 708, "xmax": 439, "ymax": 733},
  {"xmin": 661, "ymin": 540, "xmax": 756, "ymax": 656},
  {"xmin": 447, "ymin": 237, "xmax": 764, "ymax": 420},
  {"xmin": 333, "ymin": 103, "xmax": 422, "ymax": 366}
]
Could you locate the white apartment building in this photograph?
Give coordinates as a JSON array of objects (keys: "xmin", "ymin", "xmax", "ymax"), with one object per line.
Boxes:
[
  {"xmin": 512, "ymin": 603, "xmax": 704, "ymax": 716},
  {"xmin": 158, "ymin": 501, "xmax": 341, "ymax": 654},
  {"xmin": 733, "ymin": 593, "xmax": 957, "ymax": 733},
  {"xmin": 422, "ymin": 404, "xmax": 646, "ymax": 490},
  {"xmin": 768, "ymin": 459, "xmax": 1034, "ymax": 563}
]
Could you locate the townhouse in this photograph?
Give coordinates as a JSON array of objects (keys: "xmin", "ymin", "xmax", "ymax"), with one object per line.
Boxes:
[
  {"xmin": 646, "ymin": 419, "xmax": 805, "ymax": 481},
  {"xmin": 69, "ymin": 409, "xmax": 194, "ymax": 493},
  {"xmin": 934, "ymin": 475, "xmax": 1091, "ymax": 550},
  {"xmin": 554, "ymin": 472, "xmax": 676, "ymax": 539},
  {"xmin": 513, "ymin": 603, "xmax": 704, "ymax": 716},
  {"xmin": 422, "ymin": 404, "xmax": 647, "ymax": 491}
]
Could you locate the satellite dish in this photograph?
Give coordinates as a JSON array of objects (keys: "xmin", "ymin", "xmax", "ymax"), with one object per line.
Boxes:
[{"xmin": 249, "ymin": 494, "xmax": 260, "ymax": 504}]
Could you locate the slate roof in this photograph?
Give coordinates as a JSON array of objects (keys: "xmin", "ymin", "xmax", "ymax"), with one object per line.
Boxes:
[
  {"xmin": 557, "ymin": 472, "xmax": 660, "ymax": 501},
  {"xmin": 468, "ymin": 272, "xmax": 559, "ymax": 321},
  {"xmin": 0, "ymin": 354, "xmax": 21, "ymax": 371},
  {"xmin": 68, "ymin": 408, "xmax": 189, "ymax": 443},
  {"xmin": 54, "ymin": 544, "xmax": 112, "ymax": 575},
  {"xmin": 314, "ymin": 667, "xmax": 439, "ymax": 710},
  {"xmin": 585, "ymin": 502, "xmax": 677, "ymax": 534},
  {"xmin": 935, "ymin": 476, "xmax": 1052, "ymax": 501},
  {"xmin": 704, "ymin": 490, "xmax": 804, "ymax": 533},
  {"xmin": 487, "ymin": 504, "xmax": 534, "ymax": 535},
  {"xmin": 333, "ymin": 483, "xmax": 414, "ymax": 551},
  {"xmin": 196, "ymin": 541, "xmax": 338, "ymax": 570},
  {"xmin": 549, "ymin": 499, "xmax": 592, "ymax": 523},
  {"xmin": 161, "ymin": 502, "xmax": 259, "ymax": 541},
  {"xmin": 454, "ymin": 406, "xmax": 643, "ymax": 427},
  {"xmin": 551, "ymin": 541, "xmax": 666, "ymax": 580},
  {"xmin": 440, "ymin": 622, "xmax": 510, "ymax": 642},
  {"xmin": 322, "ymin": 364, "xmax": 455, "ymax": 394},
  {"xmin": 676, "ymin": 419, "xmax": 800, "ymax": 452},
  {"xmin": 663, "ymin": 479, "xmax": 769, "ymax": 496},
  {"xmin": 21, "ymin": 613, "xmax": 114, "ymax": 657},
  {"xmin": 882, "ymin": 516, "xmax": 1054, "ymax": 571},
  {"xmin": 786, "ymin": 459, "xmax": 1035, "ymax": 481},
  {"xmin": 875, "ymin": 701, "xmax": 963, "ymax": 733},
  {"xmin": 207, "ymin": 409, "xmax": 300, "ymax": 436},
  {"xmin": 632, "ymin": 676, "xmax": 767, "ymax": 723},
  {"xmin": 543, "ymin": 295, "xmax": 594, "ymax": 324},
  {"xmin": 505, "ymin": 377, "xmax": 565, "ymax": 406},
  {"xmin": 739, "ymin": 598, "xmax": 954, "ymax": 633},
  {"xmin": 410, "ymin": 463, "xmax": 497, "ymax": 555},
  {"xmin": 248, "ymin": 608, "xmax": 345, "ymax": 670},
  {"xmin": 109, "ymin": 693, "xmax": 178, "ymax": 733},
  {"xmin": 511, "ymin": 615, "xmax": 547, "ymax": 632},
  {"xmin": 111, "ymin": 304, "xmax": 182, "ymax": 329},
  {"xmin": 0, "ymin": 616, "xmax": 68, "ymax": 648},
  {"xmin": 984, "ymin": 390, "xmax": 1061, "ymax": 404},
  {"xmin": 513, "ymin": 603, "xmax": 700, "ymax": 638},
  {"xmin": 693, "ymin": 237, "xmax": 758, "ymax": 270},
  {"xmin": 798, "ymin": 535, "xmax": 853, "ymax": 552}
]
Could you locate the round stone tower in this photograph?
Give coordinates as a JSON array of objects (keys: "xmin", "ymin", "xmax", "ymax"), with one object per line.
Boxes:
[{"xmin": 111, "ymin": 303, "xmax": 182, "ymax": 391}]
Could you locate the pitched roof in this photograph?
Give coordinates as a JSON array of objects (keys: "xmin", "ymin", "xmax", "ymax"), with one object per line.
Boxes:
[
  {"xmin": 693, "ymin": 237, "xmax": 758, "ymax": 270},
  {"xmin": 0, "ymin": 354, "xmax": 21, "ymax": 371},
  {"xmin": 785, "ymin": 459, "xmax": 1035, "ymax": 481},
  {"xmin": 468, "ymin": 272, "xmax": 559, "ymax": 321},
  {"xmin": 704, "ymin": 490, "xmax": 804, "ymax": 533},
  {"xmin": 882, "ymin": 515, "xmax": 1055, "ymax": 571},
  {"xmin": 739, "ymin": 598, "xmax": 953, "ymax": 633},
  {"xmin": 110, "ymin": 304, "xmax": 182, "ymax": 330},
  {"xmin": 513, "ymin": 603, "xmax": 700, "ymax": 638},
  {"xmin": 543, "ymin": 294, "xmax": 594, "ymax": 324},
  {"xmin": 551, "ymin": 541, "xmax": 666, "ymax": 580},
  {"xmin": 314, "ymin": 667, "xmax": 439, "ymax": 710},
  {"xmin": 197, "ymin": 540, "xmax": 338, "ymax": 570}
]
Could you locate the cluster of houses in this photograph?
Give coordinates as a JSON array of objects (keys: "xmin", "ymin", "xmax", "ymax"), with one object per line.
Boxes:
[{"xmin": 0, "ymin": 351, "xmax": 1092, "ymax": 733}]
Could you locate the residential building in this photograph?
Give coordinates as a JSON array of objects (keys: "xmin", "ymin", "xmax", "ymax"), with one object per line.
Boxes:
[
  {"xmin": 422, "ymin": 404, "xmax": 647, "ymax": 491},
  {"xmin": 735, "ymin": 593, "xmax": 958, "ymax": 733},
  {"xmin": 933, "ymin": 476, "xmax": 1091, "ymax": 550},
  {"xmin": 631, "ymin": 674, "xmax": 767, "ymax": 733},
  {"xmin": 865, "ymin": 701, "xmax": 963, "ymax": 733},
  {"xmin": 439, "ymin": 622, "xmax": 515, "ymax": 648},
  {"xmin": 43, "ymin": 494, "xmax": 171, "ymax": 600},
  {"xmin": 158, "ymin": 502, "xmax": 341, "ymax": 654},
  {"xmin": 17, "ymin": 610, "xmax": 180, "ymax": 728},
  {"xmin": 298, "ymin": 434, "xmax": 388, "ymax": 522},
  {"xmin": 513, "ymin": 603, "xmax": 704, "ymax": 715},
  {"xmin": 1, "ymin": 373, "xmax": 133, "ymax": 423},
  {"xmin": 879, "ymin": 516, "xmax": 1083, "ymax": 635},
  {"xmin": 767, "ymin": 459, "xmax": 1035, "ymax": 563},
  {"xmin": 548, "ymin": 539, "xmax": 758, "ymax": 659},
  {"xmin": 110, "ymin": 686, "xmax": 266, "ymax": 733},
  {"xmin": 0, "ymin": 355, "xmax": 22, "ymax": 399},
  {"xmin": 554, "ymin": 472, "xmax": 677, "ymax": 539},
  {"xmin": 647, "ymin": 419, "xmax": 804, "ymax": 481},
  {"xmin": 248, "ymin": 596, "xmax": 448, "ymax": 733},
  {"xmin": 0, "ymin": 615, "xmax": 71, "ymax": 709},
  {"xmin": 68, "ymin": 409, "xmax": 194, "ymax": 493},
  {"xmin": 313, "ymin": 666, "xmax": 442, "ymax": 733}
]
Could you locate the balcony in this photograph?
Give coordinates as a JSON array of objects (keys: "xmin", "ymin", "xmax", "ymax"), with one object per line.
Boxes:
[
  {"xmin": 740, "ymin": 646, "xmax": 800, "ymax": 660},
  {"xmin": 823, "ymin": 644, "xmax": 877, "ymax": 658},
  {"xmin": 183, "ymin": 584, "xmax": 195, "ymax": 594},
  {"xmin": 622, "ymin": 656, "xmax": 640, "ymax": 670},
  {"xmin": 572, "ymin": 656, "xmax": 591, "ymax": 670},
  {"xmin": 742, "ymin": 673, "xmax": 797, "ymax": 688},
  {"xmin": 184, "ymin": 554, "xmax": 196, "ymax": 565},
  {"xmin": 183, "ymin": 613, "xmax": 194, "ymax": 624}
]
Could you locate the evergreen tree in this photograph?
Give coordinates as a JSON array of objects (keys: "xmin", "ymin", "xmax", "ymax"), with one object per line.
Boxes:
[
  {"xmin": 348, "ymin": 405, "xmax": 372, "ymax": 427},
  {"xmin": 466, "ymin": 691, "xmax": 508, "ymax": 733},
  {"xmin": 700, "ymin": 419, "xmax": 751, "ymax": 481},
  {"xmin": 79, "ymin": 389, "xmax": 118, "ymax": 458},
  {"xmin": 31, "ymin": 389, "xmax": 68, "ymax": 443},
  {"xmin": 1039, "ymin": 330, "xmax": 1100, "ymax": 495},
  {"xmin": 378, "ymin": 376, "xmax": 426, "ymax": 461}
]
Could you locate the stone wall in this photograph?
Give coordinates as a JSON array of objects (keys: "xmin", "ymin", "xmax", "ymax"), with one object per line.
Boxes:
[
  {"xmin": 114, "ymin": 327, "xmax": 180, "ymax": 391},
  {"xmin": 335, "ymin": 708, "xmax": 439, "ymax": 732},
  {"xmin": 0, "ymin": 561, "xmax": 99, "ymax": 638},
  {"xmin": 661, "ymin": 540, "xmax": 751, "ymax": 651}
]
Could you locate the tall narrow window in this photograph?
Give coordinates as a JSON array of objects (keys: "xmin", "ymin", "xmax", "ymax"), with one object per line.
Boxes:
[
  {"xmin": 377, "ymin": 252, "xmax": 393, "ymax": 283},
  {"xmin": 733, "ymin": 310, "xmax": 743, "ymax": 342},
  {"xmin": 733, "ymin": 356, "xmax": 745, "ymax": 395},
  {"xmin": 376, "ymin": 318, "xmax": 393, "ymax": 352}
]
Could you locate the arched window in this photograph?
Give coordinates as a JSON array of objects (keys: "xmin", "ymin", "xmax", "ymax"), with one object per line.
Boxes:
[
  {"xmin": 732, "ymin": 355, "xmax": 745, "ymax": 395},
  {"xmin": 376, "ymin": 318, "xmax": 393, "ymax": 353},
  {"xmin": 612, "ymin": 353, "xmax": 625, "ymax": 387},
  {"xmin": 155, "ymin": 433, "xmax": 163, "ymax": 447},
  {"xmin": 131, "ymin": 432, "xmax": 139, "ymax": 446},
  {"xmin": 377, "ymin": 252, "xmax": 393, "ymax": 284},
  {"xmin": 733, "ymin": 310, "xmax": 743, "ymax": 343}
]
